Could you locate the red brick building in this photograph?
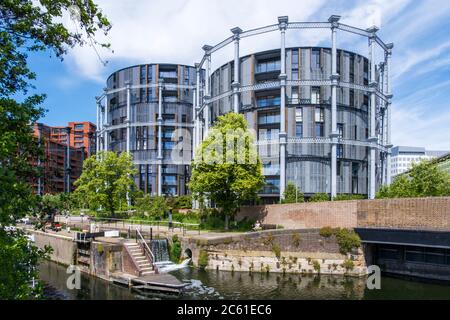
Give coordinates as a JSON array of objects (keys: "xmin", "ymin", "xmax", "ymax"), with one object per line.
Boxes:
[{"xmin": 32, "ymin": 122, "xmax": 96, "ymax": 194}]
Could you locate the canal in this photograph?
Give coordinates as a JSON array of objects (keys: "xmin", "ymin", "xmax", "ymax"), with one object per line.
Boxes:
[{"xmin": 39, "ymin": 261, "xmax": 450, "ymax": 300}]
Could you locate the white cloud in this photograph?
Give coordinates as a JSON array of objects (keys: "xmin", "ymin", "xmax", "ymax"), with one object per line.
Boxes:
[
  {"xmin": 67, "ymin": 0, "xmax": 330, "ymax": 81},
  {"xmin": 391, "ymin": 79, "xmax": 450, "ymax": 150},
  {"xmin": 60, "ymin": 0, "xmax": 449, "ymax": 150}
]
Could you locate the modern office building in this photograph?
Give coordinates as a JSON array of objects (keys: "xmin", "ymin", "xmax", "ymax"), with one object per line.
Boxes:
[
  {"xmin": 97, "ymin": 63, "xmax": 200, "ymax": 196},
  {"xmin": 391, "ymin": 146, "xmax": 449, "ymax": 177},
  {"xmin": 32, "ymin": 123, "xmax": 87, "ymax": 194},
  {"xmin": 97, "ymin": 15, "xmax": 394, "ymax": 201}
]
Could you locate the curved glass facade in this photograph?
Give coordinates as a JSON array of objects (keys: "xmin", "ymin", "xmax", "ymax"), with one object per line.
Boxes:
[
  {"xmin": 210, "ymin": 47, "xmax": 379, "ymax": 199},
  {"xmin": 104, "ymin": 63, "xmax": 198, "ymax": 196}
]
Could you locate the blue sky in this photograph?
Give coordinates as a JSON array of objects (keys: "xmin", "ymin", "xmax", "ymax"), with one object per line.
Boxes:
[{"xmin": 24, "ymin": 0, "xmax": 450, "ymax": 150}]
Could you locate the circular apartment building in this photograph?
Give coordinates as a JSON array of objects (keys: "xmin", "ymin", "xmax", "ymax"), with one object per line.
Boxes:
[
  {"xmin": 195, "ymin": 15, "xmax": 393, "ymax": 203},
  {"xmin": 210, "ymin": 47, "xmax": 372, "ymax": 201},
  {"xmin": 97, "ymin": 63, "xmax": 200, "ymax": 196},
  {"xmin": 96, "ymin": 15, "xmax": 393, "ymax": 202}
]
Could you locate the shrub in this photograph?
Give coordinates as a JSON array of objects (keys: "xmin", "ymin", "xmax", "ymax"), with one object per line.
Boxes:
[
  {"xmin": 335, "ymin": 229, "xmax": 361, "ymax": 255},
  {"xmin": 272, "ymin": 244, "xmax": 281, "ymax": 259},
  {"xmin": 341, "ymin": 259, "xmax": 354, "ymax": 272},
  {"xmin": 170, "ymin": 235, "xmax": 182, "ymax": 263},
  {"xmin": 292, "ymin": 233, "xmax": 301, "ymax": 247},
  {"xmin": 309, "ymin": 193, "xmax": 330, "ymax": 202},
  {"xmin": 312, "ymin": 260, "xmax": 321, "ymax": 273},
  {"xmin": 282, "ymin": 182, "xmax": 305, "ymax": 203},
  {"xmin": 263, "ymin": 232, "xmax": 274, "ymax": 245},
  {"xmin": 334, "ymin": 194, "xmax": 365, "ymax": 201},
  {"xmin": 134, "ymin": 195, "xmax": 168, "ymax": 219},
  {"xmin": 198, "ymin": 250, "xmax": 209, "ymax": 269},
  {"xmin": 319, "ymin": 226, "xmax": 336, "ymax": 238}
]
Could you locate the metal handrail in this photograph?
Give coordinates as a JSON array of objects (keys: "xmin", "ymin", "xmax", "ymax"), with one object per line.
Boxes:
[{"xmin": 136, "ymin": 228, "xmax": 155, "ymax": 262}]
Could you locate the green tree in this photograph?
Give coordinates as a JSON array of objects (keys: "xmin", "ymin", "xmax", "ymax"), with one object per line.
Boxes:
[
  {"xmin": 0, "ymin": 0, "xmax": 110, "ymax": 299},
  {"xmin": 0, "ymin": 0, "xmax": 111, "ymax": 96},
  {"xmin": 377, "ymin": 160, "xmax": 450, "ymax": 198},
  {"xmin": 189, "ymin": 113, "xmax": 265, "ymax": 229},
  {"xmin": 282, "ymin": 182, "xmax": 304, "ymax": 203},
  {"xmin": 74, "ymin": 151, "xmax": 137, "ymax": 217},
  {"xmin": 134, "ymin": 195, "xmax": 168, "ymax": 219}
]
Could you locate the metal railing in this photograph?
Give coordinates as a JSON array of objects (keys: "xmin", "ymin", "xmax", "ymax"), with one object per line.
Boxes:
[
  {"xmin": 57, "ymin": 215, "xmax": 201, "ymax": 236},
  {"xmin": 136, "ymin": 228, "xmax": 155, "ymax": 263}
]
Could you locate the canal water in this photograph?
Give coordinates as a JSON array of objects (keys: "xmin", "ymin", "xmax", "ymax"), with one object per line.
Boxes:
[{"xmin": 39, "ymin": 261, "xmax": 450, "ymax": 300}]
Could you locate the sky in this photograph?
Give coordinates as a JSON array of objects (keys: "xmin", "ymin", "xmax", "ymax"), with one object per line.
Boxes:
[{"xmin": 26, "ymin": 0, "xmax": 450, "ymax": 150}]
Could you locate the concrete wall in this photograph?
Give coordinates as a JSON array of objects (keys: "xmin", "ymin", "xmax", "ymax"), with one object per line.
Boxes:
[
  {"xmin": 31, "ymin": 230, "xmax": 76, "ymax": 265},
  {"xmin": 90, "ymin": 242, "xmax": 123, "ymax": 280},
  {"xmin": 237, "ymin": 197, "xmax": 450, "ymax": 231}
]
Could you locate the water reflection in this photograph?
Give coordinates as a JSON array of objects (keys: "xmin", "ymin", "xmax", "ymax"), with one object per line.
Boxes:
[
  {"xmin": 39, "ymin": 261, "xmax": 450, "ymax": 300},
  {"xmin": 173, "ymin": 268, "xmax": 366, "ymax": 300}
]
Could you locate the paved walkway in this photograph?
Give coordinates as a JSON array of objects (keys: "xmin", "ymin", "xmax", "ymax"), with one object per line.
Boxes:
[{"xmin": 55, "ymin": 216, "xmax": 246, "ymax": 240}]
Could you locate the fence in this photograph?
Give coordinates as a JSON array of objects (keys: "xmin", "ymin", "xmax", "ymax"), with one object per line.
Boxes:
[{"xmin": 55, "ymin": 215, "xmax": 201, "ymax": 236}]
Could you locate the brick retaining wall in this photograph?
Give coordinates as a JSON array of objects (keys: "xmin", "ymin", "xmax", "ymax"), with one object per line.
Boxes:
[{"xmin": 237, "ymin": 197, "xmax": 450, "ymax": 231}]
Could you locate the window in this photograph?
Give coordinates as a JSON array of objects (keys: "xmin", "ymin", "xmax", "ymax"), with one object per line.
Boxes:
[
  {"xmin": 315, "ymin": 108, "xmax": 324, "ymax": 137},
  {"xmin": 295, "ymin": 108, "xmax": 303, "ymax": 138},
  {"xmin": 258, "ymin": 128, "xmax": 279, "ymax": 140},
  {"xmin": 337, "ymin": 145, "xmax": 344, "ymax": 158},
  {"xmin": 74, "ymin": 124, "xmax": 84, "ymax": 130},
  {"xmin": 337, "ymin": 160, "xmax": 342, "ymax": 176},
  {"xmin": 295, "ymin": 108, "xmax": 303, "ymax": 122},
  {"xmin": 349, "ymin": 89, "xmax": 354, "ymax": 107},
  {"xmin": 163, "ymin": 141, "xmax": 174, "ymax": 150},
  {"xmin": 258, "ymin": 112, "xmax": 280, "ymax": 125},
  {"xmin": 336, "ymin": 51, "xmax": 341, "ymax": 75},
  {"xmin": 337, "ymin": 123, "xmax": 344, "ymax": 138},
  {"xmin": 363, "ymin": 60, "xmax": 369, "ymax": 85},
  {"xmin": 163, "ymin": 175, "xmax": 177, "ymax": 185},
  {"xmin": 291, "ymin": 87, "xmax": 299, "ymax": 104},
  {"xmin": 257, "ymin": 96, "xmax": 280, "ymax": 108},
  {"xmin": 163, "ymin": 186, "xmax": 177, "ymax": 196},
  {"xmin": 311, "ymin": 49, "xmax": 320, "ymax": 69},
  {"xmin": 352, "ymin": 162, "xmax": 359, "ymax": 194},
  {"xmin": 262, "ymin": 178, "xmax": 280, "ymax": 194},
  {"xmin": 162, "ymin": 128, "xmax": 174, "ymax": 139},
  {"xmin": 256, "ymin": 59, "xmax": 281, "ymax": 73},
  {"xmin": 159, "ymin": 70, "xmax": 177, "ymax": 78},
  {"xmin": 147, "ymin": 65, "xmax": 152, "ymax": 82},
  {"xmin": 311, "ymin": 87, "xmax": 321, "ymax": 104},
  {"xmin": 292, "ymin": 70, "xmax": 298, "ymax": 80},
  {"xmin": 292, "ymin": 50, "xmax": 299, "ymax": 69},
  {"xmin": 263, "ymin": 162, "xmax": 280, "ymax": 175},
  {"xmin": 140, "ymin": 65, "xmax": 146, "ymax": 83},
  {"xmin": 354, "ymin": 125, "xmax": 358, "ymax": 140},
  {"xmin": 349, "ymin": 54, "xmax": 355, "ymax": 83}
]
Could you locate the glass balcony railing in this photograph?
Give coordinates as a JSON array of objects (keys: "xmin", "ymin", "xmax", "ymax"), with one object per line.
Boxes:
[
  {"xmin": 256, "ymin": 61, "xmax": 281, "ymax": 74},
  {"xmin": 257, "ymin": 97, "xmax": 281, "ymax": 108},
  {"xmin": 263, "ymin": 167, "xmax": 280, "ymax": 175},
  {"xmin": 159, "ymin": 71, "xmax": 177, "ymax": 79},
  {"xmin": 260, "ymin": 185, "xmax": 280, "ymax": 194}
]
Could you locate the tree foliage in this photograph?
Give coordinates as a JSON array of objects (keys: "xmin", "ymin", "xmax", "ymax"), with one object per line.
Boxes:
[
  {"xmin": 282, "ymin": 182, "xmax": 304, "ymax": 203},
  {"xmin": 189, "ymin": 113, "xmax": 265, "ymax": 229},
  {"xmin": 134, "ymin": 195, "xmax": 168, "ymax": 219},
  {"xmin": 309, "ymin": 192, "xmax": 330, "ymax": 202},
  {"xmin": 0, "ymin": 0, "xmax": 111, "ymax": 96},
  {"xmin": 376, "ymin": 160, "xmax": 450, "ymax": 198},
  {"xmin": 0, "ymin": 230, "xmax": 51, "ymax": 299},
  {"xmin": 0, "ymin": 0, "xmax": 111, "ymax": 300},
  {"xmin": 74, "ymin": 151, "xmax": 137, "ymax": 217}
]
